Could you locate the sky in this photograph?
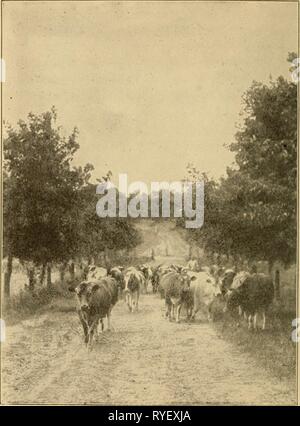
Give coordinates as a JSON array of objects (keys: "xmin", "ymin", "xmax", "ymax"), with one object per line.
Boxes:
[{"xmin": 3, "ymin": 1, "xmax": 298, "ymax": 186}]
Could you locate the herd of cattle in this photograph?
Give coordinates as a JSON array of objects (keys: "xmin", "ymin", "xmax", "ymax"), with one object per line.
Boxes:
[{"xmin": 69, "ymin": 259, "xmax": 274, "ymax": 348}]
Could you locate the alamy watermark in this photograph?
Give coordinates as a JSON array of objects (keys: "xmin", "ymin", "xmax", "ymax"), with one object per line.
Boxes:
[{"xmin": 96, "ymin": 174, "xmax": 204, "ymax": 229}]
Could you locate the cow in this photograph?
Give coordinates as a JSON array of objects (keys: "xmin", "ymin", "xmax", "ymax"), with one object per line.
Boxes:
[
  {"xmin": 200, "ymin": 265, "xmax": 211, "ymax": 274},
  {"xmin": 86, "ymin": 265, "xmax": 108, "ymax": 281},
  {"xmin": 224, "ymin": 273, "xmax": 274, "ymax": 330},
  {"xmin": 187, "ymin": 271, "xmax": 221, "ymax": 321},
  {"xmin": 150, "ymin": 265, "xmax": 161, "ymax": 293},
  {"xmin": 169, "ymin": 264, "xmax": 187, "ymax": 273},
  {"xmin": 210, "ymin": 265, "xmax": 226, "ymax": 284},
  {"xmin": 109, "ymin": 266, "xmax": 125, "ymax": 295},
  {"xmin": 220, "ymin": 269, "xmax": 236, "ymax": 295},
  {"xmin": 123, "ymin": 267, "xmax": 145, "ymax": 312},
  {"xmin": 160, "ymin": 270, "xmax": 196, "ymax": 323},
  {"xmin": 100, "ymin": 276, "xmax": 120, "ymax": 331},
  {"xmin": 69, "ymin": 278, "xmax": 116, "ymax": 348},
  {"xmin": 154, "ymin": 265, "xmax": 178, "ymax": 297},
  {"xmin": 139, "ymin": 264, "xmax": 153, "ymax": 293},
  {"xmin": 220, "ymin": 269, "xmax": 250, "ymax": 317},
  {"xmin": 151, "ymin": 264, "xmax": 161, "ymax": 293},
  {"xmin": 187, "ymin": 259, "xmax": 199, "ymax": 272}
]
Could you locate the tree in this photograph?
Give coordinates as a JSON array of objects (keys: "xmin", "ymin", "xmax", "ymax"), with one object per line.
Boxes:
[
  {"xmin": 77, "ymin": 182, "xmax": 141, "ymax": 266},
  {"xmin": 3, "ymin": 108, "xmax": 93, "ymax": 294},
  {"xmin": 179, "ymin": 55, "xmax": 297, "ymax": 269},
  {"xmin": 227, "ymin": 70, "xmax": 297, "ymax": 266}
]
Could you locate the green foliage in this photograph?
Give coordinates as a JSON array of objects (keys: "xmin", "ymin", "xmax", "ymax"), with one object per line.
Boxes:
[
  {"xmin": 180, "ymin": 55, "xmax": 297, "ymax": 267},
  {"xmin": 3, "ymin": 108, "xmax": 140, "ymax": 275},
  {"xmin": 4, "ymin": 108, "xmax": 93, "ymax": 265},
  {"xmin": 78, "ymin": 183, "xmax": 141, "ymax": 259}
]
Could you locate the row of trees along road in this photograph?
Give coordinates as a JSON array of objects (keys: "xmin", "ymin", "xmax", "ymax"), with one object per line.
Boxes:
[
  {"xmin": 3, "ymin": 108, "xmax": 140, "ymax": 298},
  {"xmin": 178, "ymin": 54, "xmax": 297, "ymax": 273}
]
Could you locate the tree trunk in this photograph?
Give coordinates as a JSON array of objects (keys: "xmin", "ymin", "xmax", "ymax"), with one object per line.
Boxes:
[
  {"xmin": 47, "ymin": 264, "xmax": 52, "ymax": 288},
  {"xmin": 268, "ymin": 260, "xmax": 273, "ymax": 275},
  {"xmin": 69, "ymin": 262, "xmax": 75, "ymax": 281},
  {"xmin": 40, "ymin": 263, "xmax": 46, "ymax": 285},
  {"xmin": 60, "ymin": 263, "xmax": 66, "ymax": 283},
  {"xmin": 151, "ymin": 248, "xmax": 155, "ymax": 260},
  {"xmin": 28, "ymin": 267, "xmax": 35, "ymax": 292},
  {"xmin": 275, "ymin": 270, "xmax": 280, "ymax": 301},
  {"xmin": 4, "ymin": 254, "xmax": 13, "ymax": 298},
  {"xmin": 188, "ymin": 245, "xmax": 192, "ymax": 260}
]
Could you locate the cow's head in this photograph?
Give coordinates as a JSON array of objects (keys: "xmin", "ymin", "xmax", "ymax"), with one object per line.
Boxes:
[
  {"xmin": 223, "ymin": 289, "xmax": 240, "ymax": 314},
  {"xmin": 69, "ymin": 281, "xmax": 99, "ymax": 311},
  {"xmin": 179, "ymin": 273, "xmax": 196, "ymax": 292},
  {"xmin": 220, "ymin": 269, "xmax": 236, "ymax": 295}
]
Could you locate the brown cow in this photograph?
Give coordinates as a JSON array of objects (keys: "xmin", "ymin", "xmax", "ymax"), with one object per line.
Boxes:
[
  {"xmin": 69, "ymin": 277, "xmax": 118, "ymax": 347},
  {"xmin": 160, "ymin": 270, "xmax": 196, "ymax": 322},
  {"xmin": 123, "ymin": 267, "xmax": 144, "ymax": 312},
  {"xmin": 225, "ymin": 273, "xmax": 274, "ymax": 330}
]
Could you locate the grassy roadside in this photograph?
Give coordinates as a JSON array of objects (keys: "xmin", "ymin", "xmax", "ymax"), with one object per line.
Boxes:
[
  {"xmin": 2, "ymin": 279, "xmax": 76, "ymax": 326},
  {"xmin": 213, "ymin": 308, "xmax": 297, "ymax": 382}
]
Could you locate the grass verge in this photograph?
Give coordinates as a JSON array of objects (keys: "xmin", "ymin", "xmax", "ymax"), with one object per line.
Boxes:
[{"xmin": 213, "ymin": 307, "xmax": 297, "ymax": 382}]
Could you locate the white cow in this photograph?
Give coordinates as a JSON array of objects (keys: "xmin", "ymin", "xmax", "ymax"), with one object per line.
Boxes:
[
  {"xmin": 123, "ymin": 267, "xmax": 145, "ymax": 312},
  {"xmin": 187, "ymin": 259, "xmax": 199, "ymax": 272},
  {"xmin": 187, "ymin": 271, "xmax": 221, "ymax": 321},
  {"xmin": 139, "ymin": 264, "xmax": 153, "ymax": 293},
  {"xmin": 86, "ymin": 265, "xmax": 108, "ymax": 281}
]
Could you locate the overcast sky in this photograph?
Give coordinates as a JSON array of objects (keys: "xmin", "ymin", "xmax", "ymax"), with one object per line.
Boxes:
[{"xmin": 3, "ymin": 1, "xmax": 298, "ymax": 185}]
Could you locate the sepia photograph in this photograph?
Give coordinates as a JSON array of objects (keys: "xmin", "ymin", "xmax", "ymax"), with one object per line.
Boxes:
[{"xmin": 0, "ymin": 0, "xmax": 299, "ymax": 406}]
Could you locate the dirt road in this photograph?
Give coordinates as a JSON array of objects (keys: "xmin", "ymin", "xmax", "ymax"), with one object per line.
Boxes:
[
  {"xmin": 2, "ymin": 291, "xmax": 296, "ymax": 405},
  {"xmin": 1, "ymin": 221, "xmax": 296, "ymax": 405}
]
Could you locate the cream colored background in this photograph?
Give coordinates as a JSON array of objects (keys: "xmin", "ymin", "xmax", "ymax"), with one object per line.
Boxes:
[{"xmin": 2, "ymin": 1, "xmax": 298, "ymax": 185}]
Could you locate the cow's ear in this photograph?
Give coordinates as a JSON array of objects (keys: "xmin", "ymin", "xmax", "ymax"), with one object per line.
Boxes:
[{"xmin": 91, "ymin": 284, "xmax": 100, "ymax": 292}]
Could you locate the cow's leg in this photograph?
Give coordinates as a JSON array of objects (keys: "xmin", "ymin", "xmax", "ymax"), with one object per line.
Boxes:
[
  {"xmin": 135, "ymin": 291, "xmax": 139, "ymax": 311},
  {"xmin": 248, "ymin": 314, "xmax": 253, "ymax": 330},
  {"xmin": 238, "ymin": 306, "xmax": 243, "ymax": 316},
  {"xmin": 165, "ymin": 300, "xmax": 169, "ymax": 318},
  {"xmin": 130, "ymin": 294, "xmax": 134, "ymax": 312},
  {"xmin": 176, "ymin": 304, "xmax": 181, "ymax": 323},
  {"xmin": 79, "ymin": 313, "xmax": 89, "ymax": 345},
  {"xmin": 186, "ymin": 305, "xmax": 193, "ymax": 321},
  {"xmin": 253, "ymin": 313, "xmax": 258, "ymax": 330},
  {"xmin": 126, "ymin": 293, "xmax": 132, "ymax": 312},
  {"xmin": 168, "ymin": 304, "xmax": 173, "ymax": 321},
  {"xmin": 107, "ymin": 308, "xmax": 112, "ymax": 331},
  {"xmin": 88, "ymin": 318, "xmax": 99, "ymax": 349},
  {"xmin": 95, "ymin": 321, "xmax": 99, "ymax": 341},
  {"xmin": 207, "ymin": 305, "xmax": 212, "ymax": 322},
  {"xmin": 262, "ymin": 311, "xmax": 266, "ymax": 330},
  {"xmin": 191, "ymin": 304, "xmax": 199, "ymax": 321},
  {"xmin": 171, "ymin": 304, "xmax": 175, "ymax": 321}
]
